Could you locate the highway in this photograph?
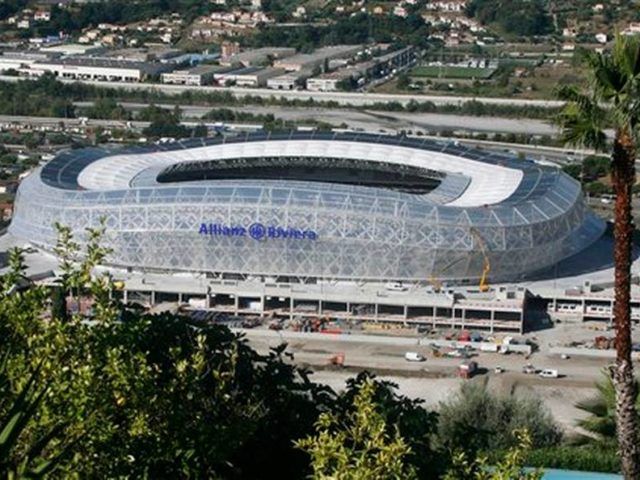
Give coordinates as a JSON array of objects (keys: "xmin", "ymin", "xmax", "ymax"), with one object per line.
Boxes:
[
  {"xmin": 74, "ymin": 101, "xmax": 559, "ymax": 136},
  {"xmin": 0, "ymin": 113, "xmax": 593, "ymax": 164},
  {"xmin": 0, "ymin": 75, "xmax": 565, "ymax": 108}
]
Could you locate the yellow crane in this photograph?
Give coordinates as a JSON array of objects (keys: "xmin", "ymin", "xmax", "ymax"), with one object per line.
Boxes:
[
  {"xmin": 427, "ymin": 257, "xmax": 465, "ymax": 292},
  {"xmin": 427, "ymin": 230, "xmax": 491, "ymax": 293},
  {"xmin": 470, "ymin": 228, "xmax": 491, "ymax": 292}
]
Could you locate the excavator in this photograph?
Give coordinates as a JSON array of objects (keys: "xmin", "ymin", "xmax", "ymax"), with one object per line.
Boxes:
[{"xmin": 428, "ymin": 229, "xmax": 491, "ymax": 293}]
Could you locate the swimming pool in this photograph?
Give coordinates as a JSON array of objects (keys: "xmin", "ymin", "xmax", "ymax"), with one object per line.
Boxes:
[{"xmin": 541, "ymin": 469, "xmax": 621, "ymax": 479}]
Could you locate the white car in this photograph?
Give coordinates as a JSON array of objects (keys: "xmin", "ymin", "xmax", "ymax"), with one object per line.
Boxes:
[
  {"xmin": 405, "ymin": 352, "xmax": 426, "ymax": 362},
  {"xmin": 385, "ymin": 282, "xmax": 407, "ymax": 292},
  {"xmin": 539, "ymin": 369, "xmax": 559, "ymax": 378}
]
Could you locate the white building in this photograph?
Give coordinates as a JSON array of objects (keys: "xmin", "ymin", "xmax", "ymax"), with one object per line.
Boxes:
[
  {"xmin": 39, "ymin": 43, "xmax": 104, "ymax": 56},
  {"xmin": 595, "ymin": 33, "xmax": 607, "ymax": 44},
  {"xmin": 26, "ymin": 59, "xmax": 170, "ymax": 82},
  {"xmin": 34, "ymin": 10, "xmax": 51, "ymax": 22},
  {"xmin": 425, "ymin": 0, "xmax": 467, "ymax": 12},
  {"xmin": 393, "ymin": 5, "xmax": 408, "ymax": 17},
  {"xmin": 292, "ymin": 6, "xmax": 306, "ymax": 18},
  {"xmin": 273, "ymin": 45, "xmax": 362, "ymax": 72},
  {"xmin": 161, "ymin": 65, "xmax": 223, "ymax": 86},
  {"xmin": 214, "ymin": 66, "xmax": 284, "ymax": 87},
  {"xmin": 267, "ymin": 72, "xmax": 303, "ymax": 90}
]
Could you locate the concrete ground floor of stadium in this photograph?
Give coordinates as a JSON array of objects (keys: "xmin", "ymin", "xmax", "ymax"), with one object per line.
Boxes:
[
  {"xmin": 119, "ymin": 273, "xmax": 529, "ymax": 333},
  {"xmin": 4, "ymin": 228, "xmax": 640, "ymax": 336}
]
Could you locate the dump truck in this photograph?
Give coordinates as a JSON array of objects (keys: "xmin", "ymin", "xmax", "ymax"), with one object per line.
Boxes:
[{"xmin": 458, "ymin": 361, "xmax": 478, "ymax": 379}]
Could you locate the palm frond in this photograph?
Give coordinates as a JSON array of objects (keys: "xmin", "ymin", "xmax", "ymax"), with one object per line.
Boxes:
[
  {"xmin": 555, "ymin": 95, "xmax": 608, "ymax": 151},
  {"xmin": 613, "ymin": 32, "xmax": 640, "ymax": 79},
  {"xmin": 581, "ymin": 50, "xmax": 625, "ymax": 102}
]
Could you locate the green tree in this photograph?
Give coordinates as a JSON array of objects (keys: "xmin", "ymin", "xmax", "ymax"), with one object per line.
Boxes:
[
  {"xmin": 295, "ymin": 379, "xmax": 417, "ymax": 480},
  {"xmin": 0, "ymin": 361, "xmax": 78, "ymax": 478},
  {"xmin": 0, "ymin": 226, "xmax": 337, "ymax": 478},
  {"xmin": 138, "ymin": 104, "xmax": 190, "ymax": 139},
  {"xmin": 556, "ymin": 34, "xmax": 640, "ymax": 479},
  {"xmin": 86, "ymin": 97, "xmax": 130, "ymax": 120},
  {"xmin": 397, "ymin": 73, "xmax": 410, "ymax": 90},
  {"xmin": 444, "ymin": 429, "xmax": 543, "ymax": 480}
]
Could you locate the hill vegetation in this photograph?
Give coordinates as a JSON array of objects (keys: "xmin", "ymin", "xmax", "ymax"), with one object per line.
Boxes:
[{"xmin": 0, "ymin": 223, "xmax": 623, "ymax": 477}]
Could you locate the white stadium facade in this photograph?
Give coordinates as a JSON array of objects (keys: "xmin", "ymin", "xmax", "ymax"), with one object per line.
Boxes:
[{"xmin": 10, "ymin": 131, "xmax": 604, "ymax": 286}]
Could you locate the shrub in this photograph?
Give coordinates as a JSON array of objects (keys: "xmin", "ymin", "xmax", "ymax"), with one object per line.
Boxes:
[{"xmin": 437, "ymin": 380, "xmax": 562, "ymax": 455}]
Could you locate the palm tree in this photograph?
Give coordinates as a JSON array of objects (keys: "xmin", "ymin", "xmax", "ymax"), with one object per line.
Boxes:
[
  {"xmin": 574, "ymin": 373, "xmax": 639, "ymax": 446},
  {"xmin": 556, "ymin": 34, "xmax": 640, "ymax": 479}
]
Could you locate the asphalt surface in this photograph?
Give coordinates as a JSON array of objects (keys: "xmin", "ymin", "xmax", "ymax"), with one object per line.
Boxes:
[
  {"xmin": 0, "ymin": 75, "xmax": 564, "ymax": 108},
  {"xmin": 74, "ymin": 101, "xmax": 559, "ymax": 136}
]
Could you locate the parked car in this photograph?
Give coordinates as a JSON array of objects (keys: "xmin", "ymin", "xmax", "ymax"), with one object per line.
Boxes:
[
  {"xmin": 539, "ymin": 369, "xmax": 559, "ymax": 378},
  {"xmin": 385, "ymin": 282, "xmax": 407, "ymax": 291},
  {"xmin": 494, "ymin": 366, "xmax": 505, "ymax": 374},
  {"xmin": 405, "ymin": 351, "xmax": 426, "ymax": 362},
  {"xmin": 522, "ymin": 364, "xmax": 537, "ymax": 374}
]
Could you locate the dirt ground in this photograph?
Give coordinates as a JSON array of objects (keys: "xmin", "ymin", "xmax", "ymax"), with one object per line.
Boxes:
[
  {"xmin": 244, "ymin": 328, "xmax": 610, "ymax": 434},
  {"xmin": 307, "ymin": 369, "xmax": 595, "ymax": 434}
]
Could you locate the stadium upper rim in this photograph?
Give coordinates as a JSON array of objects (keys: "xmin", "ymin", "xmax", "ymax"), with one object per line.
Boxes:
[{"xmin": 43, "ymin": 130, "xmax": 557, "ymax": 209}]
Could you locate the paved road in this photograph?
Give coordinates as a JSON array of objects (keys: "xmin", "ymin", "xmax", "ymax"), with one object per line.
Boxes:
[
  {"xmin": 0, "ymin": 112, "xmax": 592, "ymax": 165},
  {"xmin": 75, "ymin": 101, "xmax": 559, "ymax": 136},
  {"xmin": 0, "ymin": 75, "xmax": 564, "ymax": 108},
  {"xmin": 240, "ymin": 328, "xmax": 611, "ymax": 386}
]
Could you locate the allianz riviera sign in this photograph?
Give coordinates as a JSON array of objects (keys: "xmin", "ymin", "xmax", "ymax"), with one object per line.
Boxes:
[{"xmin": 199, "ymin": 222, "xmax": 318, "ymax": 241}]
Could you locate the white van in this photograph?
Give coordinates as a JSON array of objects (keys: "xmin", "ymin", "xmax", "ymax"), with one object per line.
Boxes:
[
  {"xmin": 539, "ymin": 369, "xmax": 559, "ymax": 378},
  {"xmin": 405, "ymin": 352, "xmax": 426, "ymax": 362}
]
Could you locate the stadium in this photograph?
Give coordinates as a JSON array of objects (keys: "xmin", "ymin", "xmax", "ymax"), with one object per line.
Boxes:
[{"xmin": 9, "ymin": 131, "xmax": 605, "ymax": 285}]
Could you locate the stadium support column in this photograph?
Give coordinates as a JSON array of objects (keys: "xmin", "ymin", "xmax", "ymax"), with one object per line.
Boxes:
[
  {"xmin": 150, "ymin": 290, "xmax": 156, "ymax": 306},
  {"xmin": 609, "ymin": 298, "xmax": 614, "ymax": 327},
  {"xmin": 289, "ymin": 297, "xmax": 294, "ymax": 321},
  {"xmin": 234, "ymin": 295, "xmax": 239, "ymax": 315},
  {"xmin": 519, "ymin": 309, "xmax": 524, "ymax": 335},
  {"xmin": 490, "ymin": 309, "xmax": 495, "ymax": 334},
  {"xmin": 123, "ymin": 289, "xmax": 128, "ymax": 304}
]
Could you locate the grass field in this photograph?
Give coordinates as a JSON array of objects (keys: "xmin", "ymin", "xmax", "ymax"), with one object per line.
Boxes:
[{"xmin": 410, "ymin": 65, "xmax": 497, "ymax": 79}]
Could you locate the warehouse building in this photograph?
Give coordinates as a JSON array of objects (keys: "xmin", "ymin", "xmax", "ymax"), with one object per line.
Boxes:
[
  {"xmin": 23, "ymin": 58, "xmax": 172, "ymax": 82},
  {"xmin": 213, "ymin": 66, "xmax": 285, "ymax": 87},
  {"xmin": 273, "ymin": 45, "xmax": 363, "ymax": 72},
  {"xmin": 161, "ymin": 65, "xmax": 230, "ymax": 86}
]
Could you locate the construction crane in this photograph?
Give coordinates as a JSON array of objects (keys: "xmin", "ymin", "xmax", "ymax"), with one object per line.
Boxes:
[
  {"xmin": 428, "ymin": 257, "xmax": 466, "ymax": 292},
  {"xmin": 427, "ymin": 230, "xmax": 491, "ymax": 292},
  {"xmin": 470, "ymin": 228, "xmax": 491, "ymax": 292}
]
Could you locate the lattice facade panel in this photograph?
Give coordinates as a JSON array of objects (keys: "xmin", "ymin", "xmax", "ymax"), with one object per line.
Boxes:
[{"xmin": 10, "ymin": 132, "xmax": 606, "ymax": 283}]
